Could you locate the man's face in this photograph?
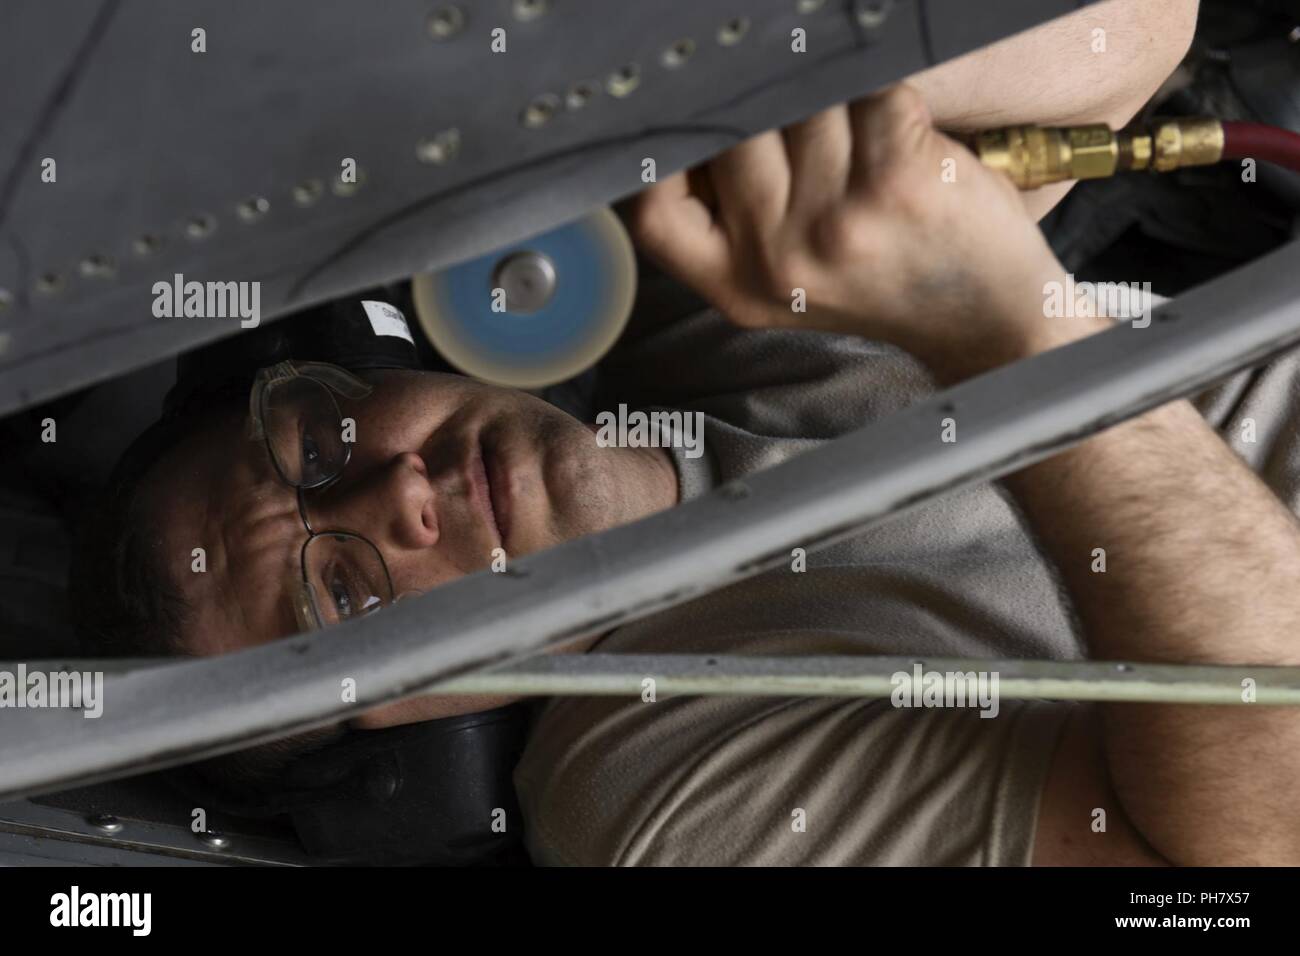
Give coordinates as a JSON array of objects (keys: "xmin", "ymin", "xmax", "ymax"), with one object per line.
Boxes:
[{"xmin": 145, "ymin": 369, "xmax": 677, "ymax": 666}]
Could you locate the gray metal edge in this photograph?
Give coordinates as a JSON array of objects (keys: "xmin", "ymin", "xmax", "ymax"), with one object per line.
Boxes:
[{"xmin": 2, "ymin": 236, "xmax": 1299, "ymax": 799}]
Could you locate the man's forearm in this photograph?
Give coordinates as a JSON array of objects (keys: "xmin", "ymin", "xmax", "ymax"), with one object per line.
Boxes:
[{"xmin": 928, "ymin": 312, "xmax": 1300, "ymax": 865}]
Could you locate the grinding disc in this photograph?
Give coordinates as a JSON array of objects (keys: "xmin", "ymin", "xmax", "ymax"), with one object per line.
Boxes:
[{"xmin": 411, "ymin": 206, "xmax": 636, "ymax": 388}]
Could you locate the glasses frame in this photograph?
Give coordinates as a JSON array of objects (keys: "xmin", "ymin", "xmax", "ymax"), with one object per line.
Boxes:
[{"xmin": 247, "ymin": 360, "xmax": 398, "ymax": 631}]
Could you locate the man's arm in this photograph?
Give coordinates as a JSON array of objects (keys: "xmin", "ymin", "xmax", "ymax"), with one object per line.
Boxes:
[
  {"xmin": 630, "ymin": 85, "xmax": 1300, "ymax": 865},
  {"xmin": 908, "ymin": 0, "xmax": 1200, "ymax": 220},
  {"xmin": 917, "ymin": 298, "xmax": 1300, "ymax": 867}
]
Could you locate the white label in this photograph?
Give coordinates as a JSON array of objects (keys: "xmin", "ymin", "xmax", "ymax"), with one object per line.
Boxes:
[{"xmin": 361, "ymin": 300, "xmax": 414, "ymax": 344}]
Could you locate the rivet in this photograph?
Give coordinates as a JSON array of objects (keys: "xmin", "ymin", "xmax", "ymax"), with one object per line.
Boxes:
[
  {"xmin": 332, "ymin": 169, "xmax": 365, "ymax": 197},
  {"xmin": 428, "ymin": 5, "xmax": 465, "ymax": 39},
  {"xmin": 565, "ymin": 80, "xmax": 599, "ymax": 111},
  {"xmin": 35, "ymin": 272, "xmax": 63, "ymax": 295},
  {"xmin": 797, "ymin": 0, "xmax": 826, "ymax": 13},
  {"xmin": 521, "ymin": 93, "xmax": 561, "ymax": 129},
  {"xmin": 606, "ymin": 64, "xmax": 641, "ymax": 98},
  {"xmin": 133, "ymin": 233, "xmax": 163, "ymax": 256},
  {"xmin": 87, "ymin": 813, "xmax": 123, "ymax": 833},
  {"xmin": 79, "ymin": 255, "xmax": 116, "ymax": 279},
  {"xmin": 1115, "ymin": 663, "xmax": 1134, "ymax": 673},
  {"xmin": 236, "ymin": 195, "xmax": 270, "ymax": 222},
  {"xmin": 416, "ymin": 128, "xmax": 461, "ymax": 165},
  {"xmin": 661, "ymin": 38, "xmax": 695, "ymax": 69},
  {"xmin": 855, "ymin": 0, "xmax": 893, "ymax": 29},
  {"xmin": 293, "ymin": 178, "xmax": 324, "ymax": 206},
  {"xmin": 511, "ymin": 0, "xmax": 548, "ymax": 22},
  {"xmin": 186, "ymin": 215, "xmax": 216, "ymax": 239},
  {"xmin": 717, "ymin": 18, "xmax": 750, "ymax": 46},
  {"xmin": 198, "ymin": 832, "xmax": 230, "ymax": 850}
]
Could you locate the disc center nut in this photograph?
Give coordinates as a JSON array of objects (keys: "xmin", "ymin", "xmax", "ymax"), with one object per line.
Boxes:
[{"xmin": 492, "ymin": 251, "xmax": 557, "ymax": 314}]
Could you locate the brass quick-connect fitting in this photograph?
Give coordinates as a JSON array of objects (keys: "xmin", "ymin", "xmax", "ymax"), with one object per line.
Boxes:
[{"xmin": 973, "ymin": 118, "xmax": 1225, "ymax": 189}]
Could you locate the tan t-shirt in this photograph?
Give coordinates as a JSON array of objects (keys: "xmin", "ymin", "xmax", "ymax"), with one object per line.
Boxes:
[{"xmin": 515, "ymin": 274, "xmax": 1300, "ymax": 865}]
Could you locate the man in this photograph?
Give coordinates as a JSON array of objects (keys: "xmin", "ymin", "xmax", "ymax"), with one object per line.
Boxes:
[{"xmin": 80, "ymin": 0, "xmax": 1297, "ymax": 864}]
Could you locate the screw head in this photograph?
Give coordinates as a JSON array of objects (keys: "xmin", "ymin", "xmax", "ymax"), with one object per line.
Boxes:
[
  {"xmin": 87, "ymin": 813, "xmax": 124, "ymax": 833},
  {"xmin": 35, "ymin": 272, "xmax": 63, "ymax": 294},
  {"xmin": 565, "ymin": 81, "xmax": 599, "ymax": 111},
  {"xmin": 718, "ymin": 18, "xmax": 750, "ymax": 46},
  {"xmin": 416, "ymin": 128, "xmax": 461, "ymax": 164},
  {"xmin": 133, "ymin": 233, "xmax": 163, "ymax": 256},
  {"xmin": 521, "ymin": 94, "xmax": 561, "ymax": 129},
  {"xmin": 661, "ymin": 38, "xmax": 696, "ymax": 69},
  {"xmin": 198, "ymin": 832, "xmax": 230, "ymax": 850},
  {"xmin": 428, "ymin": 5, "xmax": 465, "ymax": 39},
  {"xmin": 79, "ymin": 255, "xmax": 116, "ymax": 279},
  {"xmin": 293, "ymin": 179, "xmax": 324, "ymax": 206},
  {"xmin": 606, "ymin": 65, "xmax": 640, "ymax": 98},
  {"xmin": 511, "ymin": 0, "xmax": 548, "ymax": 22},
  {"xmin": 855, "ymin": 0, "xmax": 893, "ymax": 28},
  {"xmin": 237, "ymin": 196, "xmax": 270, "ymax": 222},
  {"xmin": 186, "ymin": 215, "xmax": 216, "ymax": 239},
  {"xmin": 332, "ymin": 169, "xmax": 365, "ymax": 197}
]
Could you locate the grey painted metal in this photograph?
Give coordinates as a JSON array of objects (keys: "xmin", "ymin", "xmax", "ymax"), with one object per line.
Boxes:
[
  {"xmin": 0, "ymin": 0, "xmax": 1092, "ymax": 418},
  {"xmin": 10, "ymin": 653, "xmax": 1299, "ymax": 705},
  {"xmin": 2, "ymin": 236, "xmax": 1300, "ymax": 800},
  {"xmin": 436, "ymin": 655, "xmax": 1300, "ymax": 705},
  {"xmin": 0, "ymin": 799, "xmax": 306, "ymax": 865}
]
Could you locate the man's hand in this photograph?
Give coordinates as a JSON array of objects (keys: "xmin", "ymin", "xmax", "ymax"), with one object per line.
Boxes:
[
  {"xmin": 639, "ymin": 79, "xmax": 1300, "ymax": 866},
  {"xmin": 630, "ymin": 84, "xmax": 1070, "ymax": 376}
]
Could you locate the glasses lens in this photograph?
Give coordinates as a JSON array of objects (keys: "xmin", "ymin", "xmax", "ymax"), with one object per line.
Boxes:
[
  {"xmin": 302, "ymin": 533, "xmax": 393, "ymax": 627},
  {"xmin": 263, "ymin": 377, "xmax": 347, "ymax": 487}
]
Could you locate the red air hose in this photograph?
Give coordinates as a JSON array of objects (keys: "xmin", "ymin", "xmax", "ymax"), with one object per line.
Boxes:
[{"xmin": 1221, "ymin": 121, "xmax": 1300, "ymax": 175}]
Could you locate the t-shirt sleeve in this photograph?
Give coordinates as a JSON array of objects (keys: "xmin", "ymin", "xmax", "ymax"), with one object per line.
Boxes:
[{"xmin": 516, "ymin": 692, "xmax": 1074, "ymax": 866}]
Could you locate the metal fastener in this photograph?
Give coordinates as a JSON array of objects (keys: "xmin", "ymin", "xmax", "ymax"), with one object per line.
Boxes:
[
  {"xmin": 511, "ymin": 0, "xmax": 548, "ymax": 22},
  {"xmin": 428, "ymin": 5, "xmax": 465, "ymax": 39},
  {"xmin": 186, "ymin": 215, "xmax": 216, "ymax": 239},
  {"xmin": 855, "ymin": 0, "xmax": 893, "ymax": 29},
  {"xmin": 521, "ymin": 94, "xmax": 561, "ymax": 129},
  {"xmin": 416, "ymin": 128, "xmax": 461, "ymax": 165},
  {"xmin": 237, "ymin": 196, "xmax": 270, "ymax": 222},
  {"xmin": 87, "ymin": 813, "xmax": 124, "ymax": 833},
  {"xmin": 718, "ymin": 18, "xmax": 750, "ymax": 46},
  {"xmin": 332, "ymin": 169, "xmax": 365, "ymax": 197},
  {"xmin": 565, "ymin": 81, "xmax": 599, "ymax": 111},
  {"xmin": 661, "ymin": 38, "xmax": 695, "ymax": 69},
  {"xmin": 35, "ymin": 272, "xmax": 63, "ymax": 294},
  {"xmin": 606, "ymin": 64, "xmax": 640, "ymax": 98},
  {"xmin": 133, "ymin": 233, "xmax": 163, "ymax": 256},
  {"xmin": 79, "ymin": 255, "xmax": 116, "ymax": 279},
  {"xmin": 293, "ymin": 179, "xmax": 324, "ymax": 206}
]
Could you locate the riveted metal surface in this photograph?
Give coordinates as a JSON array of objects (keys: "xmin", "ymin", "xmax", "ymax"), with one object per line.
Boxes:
[{"xmin": 0, "ymin": 0, "xmax": 1091, "ymax": 417}]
